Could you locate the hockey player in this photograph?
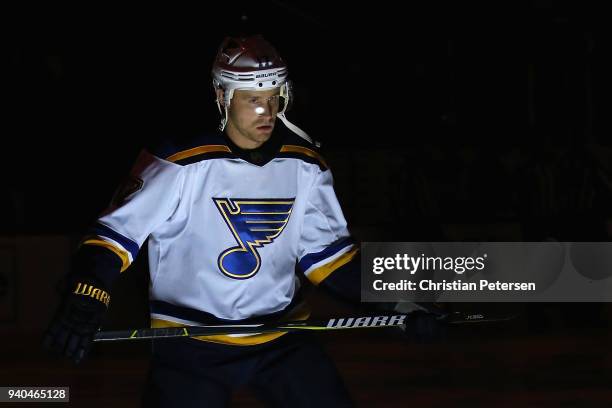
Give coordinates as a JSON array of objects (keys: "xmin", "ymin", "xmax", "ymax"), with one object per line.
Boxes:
[
  {"xmin": 43, "ymin": 33, "xmax": 449, "ymax": 406},
  {"xmin": 43, "ymin": 35, "xmax": 366, "ymax": 407}
]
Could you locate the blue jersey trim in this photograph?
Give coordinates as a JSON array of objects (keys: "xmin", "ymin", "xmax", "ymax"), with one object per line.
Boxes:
[
  {"xmin": 298, "ymin": 237, "xmax": 354, "ymax": 273},
  {"xmin": 89, "ymin": 222, "xmax": 140, "ymax": 260}
]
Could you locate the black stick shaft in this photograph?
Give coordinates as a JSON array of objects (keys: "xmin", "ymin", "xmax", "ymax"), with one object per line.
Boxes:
[
  {"xmin": 93, "ymin": 311, "xmax": 517, "ymax": 342},
  {"xmin": 94, "ymin": 314, "xmax": 408, "ymax": 342}
]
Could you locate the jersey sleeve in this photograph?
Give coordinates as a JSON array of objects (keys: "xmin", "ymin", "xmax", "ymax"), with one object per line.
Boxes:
[
  {"xmin": 297, "ymin": 168, "xmax": 359, "ymax": 289},
  {"xmin": 80, "ymin": 149, "xmax": 185, "ymax": 280}
]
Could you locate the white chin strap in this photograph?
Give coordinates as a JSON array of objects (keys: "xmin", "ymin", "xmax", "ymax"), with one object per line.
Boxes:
[
  {"xmin": 277, "ymin": 112, "xmax": 319, "ymax": 147},
  {"xmin": 216, "ymin": 99, "xmax": 229, "ymax": 132}
]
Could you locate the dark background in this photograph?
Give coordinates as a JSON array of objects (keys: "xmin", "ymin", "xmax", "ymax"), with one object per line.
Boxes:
[
  {"xmin": 3, "ymin": 1, "xmax": 610, "ymax": 237},
  {"xmin": 2, "ymin": 1, "xmax": 612, "ymax": 406}
]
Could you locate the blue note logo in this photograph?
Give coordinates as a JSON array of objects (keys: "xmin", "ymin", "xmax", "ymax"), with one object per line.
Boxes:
[{"xmin": 214, "ymin": 198, "xmax": 294, "ymax": 279}]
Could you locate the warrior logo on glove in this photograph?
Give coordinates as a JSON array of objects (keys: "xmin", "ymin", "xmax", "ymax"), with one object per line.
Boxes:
[{"xmin": 73, "ymin": 281, "xmax": 111, "ymax": 307}]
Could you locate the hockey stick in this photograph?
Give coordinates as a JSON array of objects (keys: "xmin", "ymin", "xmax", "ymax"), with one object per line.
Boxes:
[{"xmin": 93, "ymin": 311, "xmax": 517, "ymax": 342}]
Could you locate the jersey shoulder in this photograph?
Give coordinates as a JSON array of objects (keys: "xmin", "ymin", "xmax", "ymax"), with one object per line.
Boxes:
[
  {"xmin": 276, "ymin": 125, "xmax": 329, "ymax": 171},
  {"xmin": 146, "ymin": 131, "xmax": 233, "ymax": 166}
]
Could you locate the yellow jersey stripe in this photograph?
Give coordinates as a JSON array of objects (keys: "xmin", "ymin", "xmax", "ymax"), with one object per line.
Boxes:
[
  {"xmin": 166, "ymin": 145, "xmax": 232, "ymax": 163},
  {"xmin": 307, "ymin": 247, "xmax": 359, "ymax": 286},
  {"xmin": 151, "ymin": 318, "xmax": 286, "ymax": 345},
  {"xmin": 151, "ymin": 308, "xmax": 311, "ymax": 346},
  {"xmin": 82, "ymin": 238, "xmax": 131, "ymax": 272},
  {"xmin": 280, "ymin": 145, "xmax": 328, "ymax": 169}
]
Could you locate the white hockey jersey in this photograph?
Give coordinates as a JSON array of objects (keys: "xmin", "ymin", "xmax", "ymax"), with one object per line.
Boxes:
[{"xmin": 82, "ymin": 129, "xmax": 358, "ymax": 345}]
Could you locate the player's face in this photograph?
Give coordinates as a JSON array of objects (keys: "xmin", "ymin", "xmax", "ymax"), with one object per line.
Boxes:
[{"xmin": 225, "ymin": 89, "xmax": 281, "ymax": 149}]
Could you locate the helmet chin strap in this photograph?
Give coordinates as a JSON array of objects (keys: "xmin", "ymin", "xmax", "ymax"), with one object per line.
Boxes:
[
  {"xmin": 220, "ymin": 105, "xmax": 229, "ymax": 132},
  {"xmin": 276, "ymin": 112, "xmax": 319, "ymax": 147},
  {"xmin": 216, "ymin": 88, "xmax": 234, "ymax": 132},
  {"xmin": 275, "ymin": 82, "xmax": 318, "ymax": 146},
  {"xmin": 215, "ymin": 100, "xmax": 228, "ymax": 131}
]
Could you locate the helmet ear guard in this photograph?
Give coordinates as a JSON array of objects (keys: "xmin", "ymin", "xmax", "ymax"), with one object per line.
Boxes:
[{"xmin": 211, "ymin": 35, "xmax": 315, "ymax": 145}]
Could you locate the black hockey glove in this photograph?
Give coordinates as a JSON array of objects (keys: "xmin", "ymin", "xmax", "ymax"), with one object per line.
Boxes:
[
  {"xmin": 396, "ymin": 302, "xmax": 448, "ymax": 344},
  {"xmin": 43, "ymin": 277, "xmax": 110, "ymax": 364}
]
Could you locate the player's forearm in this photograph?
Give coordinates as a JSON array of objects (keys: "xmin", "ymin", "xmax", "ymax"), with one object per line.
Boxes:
[
  {"xmin": 317, "ymin": 254, "xmax": 400, "ymax": 313},
  {"xmin": 67, "ymin": 244, "xmax": 123, "ymax": 290},
  {"xmin": 318, "ymin": 257, "xmax": 361, "ymax": 305}
]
